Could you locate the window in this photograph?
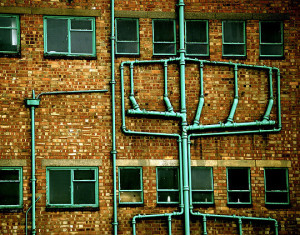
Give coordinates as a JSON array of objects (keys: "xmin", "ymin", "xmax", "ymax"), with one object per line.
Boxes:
[
  {"xmin": 264, "ymin": 168, "xmax": 289, "ymax": 205},
  {"xmin": 152, "ymin": 19, "xmax": 176, "ymax": 55},
  {"xmin": 260, "ymin": 21, "xmax": 283, "ymax": 57},
  {"xmin": 185, "ymin": 20, "xmax": 209, "ymax": 56},
  {"xmin": 118, "ymin": 167, "xmax": 143, "ymax": 204},
  {"xmin": 115, "ymin": 18, "xmax": 139, "ymax": 55},
  {"xmin": 227, "ymin": 168, "xmax": 251, "ymax": 205},
  {"xmin": 191, "ymin": 167, "xmax": 214, "ymax": 204},
  {"xmin": 46, "ymin": 167, "xmax": 98, "ymax": 208},
  {"xmin": 222, "ymin": 21, "xmax": 246, "ymax": 57},
  {"xmin": 0, "ymin": 167, "xmax": 22, "ymax": 209},
  {"xmin": 0, "ymin": 15, "xmax": 20, "ymax": 55},
  {"xmin": 156, "ymin": 167, "xmax": 179, "ymax": 204},
  {"xmin": 44, "ymin": 16, "xmax": 96, "ymax": 57}
]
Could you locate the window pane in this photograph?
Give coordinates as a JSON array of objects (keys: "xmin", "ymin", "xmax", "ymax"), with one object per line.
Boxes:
[
  {"xmin": 223, "ymin": 44, "xmax": 245, "ymax": 55},
  {"xmin": 0, "ymin": 17, "xmax": 16, "ymax": 28},
  {"xmin": 74, "ymin": 182, "xmax": 95, "ymax": 204},
  {"xmin": 0, "ymin": 182, "xmax": 19, "ymax": 205},
  {"xmin": 266, "ymin": 192, "xmax": 288, "ymax": 204},
  {"xmin": 71, "ymin": 20, "xmax": 92, "ymax": 30},
  {"xmin": 228, "ymin": 168, "xmax": 249, "ymax": 190},
  {"xmin": 0, "ymin": 29, "xmax": 18, "ymax": 51},
  {"xmin": 74, "ymin": 170, "xmax": 95, "ymax": 180},
  {"xmin": 158, "ymin": 191, "xmax": 179, "ymax": 203},
  {"xmin": 186, "ymin": 21, "xmax": 207, "ymax": 42},
  {"xmin": 260, "ymin": 45, "xmax": 283, "ymax": 56},
  {"xmin": 120, "ymin": 191, "xmax": 142, "ymax": 203},
  {"xmin": 49, "ymin": 170, "xmax": 71, "ymax": 204},
  {"xmin": 0, "ymin": 170, "xmax": 19, "ymax": 180},
  {"xmin": 228, "ymin": 192, "xmax": 250, "ymax": 203},
  {"xmin": 191, "ymin": 168, "xmax": 212, "ymax": 190},
  {"xmin": 71, "ymin": 31, "xmax": 93, "ymax": 54},
  {"xmin": 192, "ymin": 192, "xmax": 213, "ymax": 203},
  {"xmin": 186, "ymin": 44, "xmax": 208, "ymax": 55},
  {"xmin": 120, "ymin": 168, "xmax": 141, "ymax": 190},
  {"xmin": 153, "ymin": 43, "xmax": 175, "ymax": 55},
  {"xmin": 157, "ymin": 168, "xmax": 178, "ymax": 190},
  {"xmin": 117, "ymin": 42, "xmax": 139, "ymax": 54},
  {"xmin": 154, "ymin": 20, "xmax": 174, "ymax": 42},
  {"xmin": 224, "ymin": 21, "xmax": 244, "ymax": 43},
  {"xmin": 117, "ymin": 19, "xmax": 137, "ymax": 41},
  {"xmin": 261, "ymin": 22, "xmax": 281, "ymax": 43},
  {"xmin": 265, "ymin": 169, "xmax": 287, "ymax": 191},
  {"xmin": 46, "ymin": 18, "xmax": 68, "ymax": 53}
]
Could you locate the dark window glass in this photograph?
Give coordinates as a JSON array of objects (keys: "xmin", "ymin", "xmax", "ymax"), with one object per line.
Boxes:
[
  {"xmin": 186, "ymin": 21, "xmax": 207, "ymax": 43},
  {"xmin": 186, "ymin": 44, "xmax": 208, "ymax": 55},
  {"xmin": 120, "ymin": 168, "xmax": 141, "ymax": 190},
  {"xmin": 74, "ymin": 170, "xmax": 95, "ymax": 180},
  {"xmin": 0, "ymin": 170, "xmax": 19, "ymax": 180},
  {"xmin": 0, "ymin": 16, "xmax": 19, "ymax": 53},
  {"xmin": 261, "ymin": 22, "xmax": 281, "ymax": 43},
  {"xmin": 191, "ymin": 167, "xmax": 212, "ymax": 190},
  {"xmin": 71, "ymin": 20, "xmax": 92, "ymax": 30},
  {"xmin": 74, "ymin": 182, "xmax": 95, "ymax": 204},
  {"xmin": 228, "ymin": 168, "xmax": 249, "ymax": 190},
  {"xmin": 157, "ymin": 168, "xmax": 178, "ymax": 189},
  {"xmin": 157, "ymin": 191, "xmax": 179, "ymax": 203},
  {"xmin": 223, "ymin": 21, "xmax": 244, "ymax": 43},
  {"xmin": 70, "ymin": 31, "xmax": 93, "ymax": 54},
  {"xmin": 153, "ymin": 20, "xmax": 174, "ymax": 42},
  {"xmin": 0, "ymin": 182, "xmax": 19, "ymax": 205},
  {"xmin": 192, "ymin": 192, "xmax": 213, "ymax": 203},
  {"xmin": 49, "ymin": 170, "xmax": 71, "ymax": 204},
  {"xmin": 46, "ymin": 18, "xmax": 68, "ymax": 53},
  {"xmin": 0, "ymin": 17, "xmax": 16, "ymax": 27}
]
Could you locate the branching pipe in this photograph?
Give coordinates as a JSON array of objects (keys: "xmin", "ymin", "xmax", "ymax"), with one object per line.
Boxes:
[
  {"xmin": 25, "ymin": 196, "xmax": 40, "ymax": 235},
  {"xmin": 164, "ymin": 61, "xmax": 174, "ymax": 112},
  {"xmin": 193, "ymin": 61, "xmax": 205, "ymax": 125},
  {"xmin": 226, "ymin": 65, "xmax": 239, "ymax": 124},
  {"xmin": 262, "ymin": 68, "xmax": 274, "ymax": 122}
]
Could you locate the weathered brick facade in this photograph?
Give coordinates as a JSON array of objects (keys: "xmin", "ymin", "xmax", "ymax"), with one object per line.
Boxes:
[{"xmin": 0, "ymin": 0, "xmax": 299, "ymax": 234}]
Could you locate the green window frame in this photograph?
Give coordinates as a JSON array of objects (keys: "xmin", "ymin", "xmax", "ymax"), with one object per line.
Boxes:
[
  {"xmin": 259, "ymin": 21, "xmax": 283, "ymax": 57},
  {"xmin": 264, "ymin": 168, "xmax": 289, "ymax": 205},
  {"xmin": 44, "ymin": 16, "xmax": 96, "ymax": 58},
  {"xmin": 115, "ymin": 18, "xmax": 139, "ymax": 55},
  {"xmin": 191, "ymin": 167, "xmax": 214, "ymax": 205},
  {"xmin": 185, "ymin": 20, "xmax": 209, "ymax": 56},
  {"xmin": 152, "ymin": 19, "xmax": 176, "ymax": 56},
  {"xmin": 222, "ymin": 21, "xmax": 246, "ymax": 57},
  {"xmin": 156, "ymin": 167, "xmax": 179, "ymax": 204},
  {"xmin": 227, "ymin": 167, "xmax": 251, "ymax": 205},
  {"xmin": 0, "ymin": 15, "xmax": 20, "ymax": 55},
  {"xmin": 46, "ymin": 167, "xmax": 98, "ymax": 208},
  {"xmin": 0, "ymin": 167, "xmax": 23, "ymax": 209},
  {"xmin": 118, "ymin": 167, "xmax": 143, "ymax": 204}
]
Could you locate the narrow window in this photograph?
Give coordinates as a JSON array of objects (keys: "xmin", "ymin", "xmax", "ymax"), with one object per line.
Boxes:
[
  {"xmin": 227, "ymin": 168, "xmax": 251, "ymax": 205},
  {"xmin": 191, "ymin": 167, "xmax": 214, "ymax": 204},
  {"xmin": 119, "ymin": 167, "xmax": 143, "ymax": 204},
  {"xmin": 46, "ymin": 167, "xmax": 98, "ymax": 208},
  {"xmin": 260, "ymin": 21, "xmax": 283, "ymax": 57},
  {"xmin": 264, "ymin": 168, "xmax": 289, "ymax": 205},
  {"xmin": 115, "ymin": 18, "xmax": 139, "ymax": 55},
  {"xmin": 156, "ymin": 167, "xmax": 179, "ymax": 204},
  {"xmin": 44, "ymin": 16, "xmax": 96, "ymax": 58},
  {"xmin": 0, "ymin": 15, "xmax": 20, "ymax": 56},
  {"xmin": 222, "ymin": 21, "xmax": 246, "ymax": 57},
  {"xmin": 185, "ymin": 20, "xmax": 209, "ymax": 56},
  {"xmin": 0, "ymin": 167, "xmax": 23, "ymax": 209},
  {"xmin": 152, "ymin": 19, "xmax": 176, "ymax": 55}
]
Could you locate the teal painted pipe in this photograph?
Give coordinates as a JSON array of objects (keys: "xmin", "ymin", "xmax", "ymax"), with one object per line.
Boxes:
[
  {"xmin": 226, "ymin": 65, "xmax": 239, "ymax": 123},
  {"xmin": 25, "ymin": 197, "xmax": 40, "ymax": 235},
  {"xmin": 262, "ymin": 68, "xmax": 274, "ymax": 121},
  {"xmin": 30, "ymin": 104, "xmax": 36, "ymax": 235},
  {"xmin": 164, "ymin": 61, "xmax": 174, "ymax": 112},
  {"xmin": 193, "ymin": 61, "xmax": 204, "ymax": 125},
  {"xmin": 168, "ymin": 215, "xmax": 172, "ymax": 235}
]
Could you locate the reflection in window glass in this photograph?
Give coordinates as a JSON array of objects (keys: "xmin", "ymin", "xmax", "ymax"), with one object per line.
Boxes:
[{"xmin": 0, "ymin": 15, "xmax": 20, "ymax": 54}]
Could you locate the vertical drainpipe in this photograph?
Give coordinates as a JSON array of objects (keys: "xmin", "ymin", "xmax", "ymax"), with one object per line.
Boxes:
[
  {"xmin": 25, "ymin": 90, "xmax": 40, "ymax": 235},
  {"xmin": 110, "ymin": 0, "xmax": 118, "ymax": 234}
]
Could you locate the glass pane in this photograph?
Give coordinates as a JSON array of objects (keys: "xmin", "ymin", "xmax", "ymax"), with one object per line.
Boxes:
[
  {"xmin": 46, "ymin": 19, "xmax": 68, "ymax": 53},
  {"xmin": 71, "ymin": 31, "xmax": 93, "ymax": 54},
  {"xmin": 186, "ymin": 21, "xmax": 207, "ymax": 42},
  {"xmin": 120, "ymin": 168, "xmax": 141, "ymax": 190},
  {"xmin": 191, "ymin": 168, "xmax": 212, "ymax": 190},
  {"xmin": 153, "ymin": 43, "xmax": 175, "ymax": 55},
  {"xmin": 117, "ymin": 19, "xmax": 138, "ymax": 41},
  {"xmin": 74, "ymin": 182, "xmax": 95, "ymax": 204},
  {"xmin": 261, "ymin": 45, "xmax": 283, "ymax": 56},
  {"xmin": 157, "ymin": 168, "xmax": 178, "ymax": 190},
  {"xmin": 74, "ymin": 170, "xmax": 95, "ymax": 180},
  {"xmin": 158, "ymin": 191, "xmax": 179, "ymax": 203},
  {"xmin": 265, "ymin": 169, "xmax": 287, "ymax": 191},
  {"xmin": 261, "ymin": 22, "xmax": 281, "ymax": 43},
  {"xmin": 0, "ymin": 182, "xmax": 19, "ymax": 205},
  {"xmin": 0, "ymin": 29, "xmax": 18, "ymax": 52},
  {"xmin": 228, "ymin": 192, "xmax": 250, "ymax": 203},
  {"xmin": 223, "ymin": 44, "xmax": 245, "ymax": 55},
  {"xmin": 266, "ymin": 192, "xmax": 288, "ymax": 204},
  {"xmin": 0, "ymin": 170, "xmax": 19, "ymax": 181},
  {"xmin": 49, "ymin": 170, "xmax": 71, "ymax": 204},
  {"xmin": 192, "ymin": 192, "xmax": 213, "ymax": 203},
  {"xmin": 153, "ymin": 20, "xmax": 174, "ymax": 42},
  {"xmin": 186, "ymin": 44, "xmax": 208, "ymax": 55},
  {"xmin": 224, "ymin": 21, "xmax": 244, "ymax": 43},
  {"xmin": 71, "ymin": 19, "xmax": 92, "ymax": 30},
  {"xmin": 0, "ymin": 17, "xmax": 16, "ymax": 28},
  {"xmin": 116, "ymin": 42, "xmax": 139, "ymax": 54},
  {"xmin": 228, "ymin": 168, "xmax": 249, "ymax": 190},
  {"xmin": 120, "ymin": 191, "xmax": 142, "ymax": 203}
]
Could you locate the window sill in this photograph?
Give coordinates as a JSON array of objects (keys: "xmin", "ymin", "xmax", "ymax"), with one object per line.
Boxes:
[
  {"xmin": 227, "ymin": 203, "xmax": 252, "ymax": 208},
  {"xmin": 0, "ymin": 52, "xmax": 21, "ymax": 58},
  {"xmin": 46, "ymin": 206, "xmax": 99, "ymax": 212},
  {"xmin": 44, "ymin": 54, "xmax": 97, "ymax": 60},
  {"xmin": 259, "ymin": 55, "xmax": 285, "ymax": 60},
  {"xmin": 0, "ymin": 207, "xmax": 23, "ymax": 213}
]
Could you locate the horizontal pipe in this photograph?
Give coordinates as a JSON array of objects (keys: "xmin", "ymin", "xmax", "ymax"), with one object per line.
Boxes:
[{"xmin": 36, "ymin": 89, "xmax": 108, "ymax": 99}]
